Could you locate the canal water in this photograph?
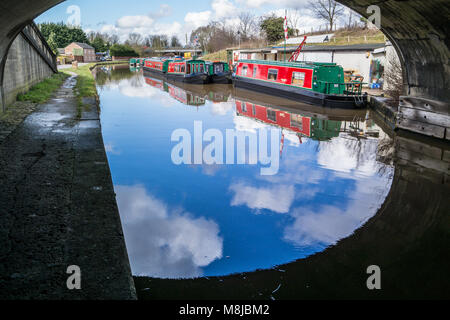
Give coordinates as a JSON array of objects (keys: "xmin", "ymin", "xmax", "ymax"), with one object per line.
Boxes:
[{"xmin": 94, "ymin": 65, "xmax": 394, "ymax": 279}]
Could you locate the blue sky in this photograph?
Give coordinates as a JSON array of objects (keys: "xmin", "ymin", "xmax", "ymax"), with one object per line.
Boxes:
[{"xmin": 36, "ymin": 0, "xmax": 355, "ymax": 45}]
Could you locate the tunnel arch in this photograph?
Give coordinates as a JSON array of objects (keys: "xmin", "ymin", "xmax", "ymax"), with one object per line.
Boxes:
[{"xmin": 0, "ymin": 1, "xmax": 449, "ymax": 106}]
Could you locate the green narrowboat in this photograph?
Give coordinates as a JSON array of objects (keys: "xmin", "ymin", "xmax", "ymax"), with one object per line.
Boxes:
[
  {"xmin": 206, "ymin": 61, "xmax": 232, "ymax": 84},
  {"xmin": 166, "ymin": 59, "xmax": 209, "ymax": 84}
]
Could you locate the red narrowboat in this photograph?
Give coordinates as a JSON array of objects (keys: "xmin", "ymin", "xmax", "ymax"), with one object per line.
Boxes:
[
  {"xmin": 143, "ymin": 57, "xmax": 171, "ymax": 74},
  {"xmin": 233, "ymin": 59, "xmax": 367, "ymax": 109}
]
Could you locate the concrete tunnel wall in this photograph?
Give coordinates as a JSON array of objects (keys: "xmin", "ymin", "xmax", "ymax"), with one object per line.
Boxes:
[
  {"xmin": 3, "ymin": 28, "xmax": 56, "ymax": 107},
  {"xmin": 0, "ymin": 0, "xmax": 449, "ymax": 107}
]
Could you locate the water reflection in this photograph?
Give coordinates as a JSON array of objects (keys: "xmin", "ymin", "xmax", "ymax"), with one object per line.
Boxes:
[
  {"xmin": 116, "ymin": 185, "xmax": 223, "ymax": 278},
  {"xmin": 95, "ymin": 65, "xmax": 394, "ymax": 278}
]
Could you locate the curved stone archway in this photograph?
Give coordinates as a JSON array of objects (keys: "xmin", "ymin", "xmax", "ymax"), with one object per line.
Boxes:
[{"xmin": 1, "ymin": 0, "xmax": 449, "ymax": 108}]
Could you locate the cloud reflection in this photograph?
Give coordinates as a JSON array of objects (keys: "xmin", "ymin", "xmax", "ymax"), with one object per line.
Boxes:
[
  {"xmin": 115, "ymin": 185, "xmax": 223, "ymax": 278},
  {"xmin": 283, "ymin": 174, "xmax": 393, "ymax": 247},
  {"xmin": 229, "ymin": 183, "xmax": 295, "ymax": 214}
]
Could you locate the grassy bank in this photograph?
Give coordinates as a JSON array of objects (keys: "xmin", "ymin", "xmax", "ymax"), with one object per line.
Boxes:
[
  {"xmin": 17, "ymin": 73, "xmax": 69, "ymax": 103},
  {"xmin": 202, "ymin": 50, "xmax": 228, "ymax": 62}
]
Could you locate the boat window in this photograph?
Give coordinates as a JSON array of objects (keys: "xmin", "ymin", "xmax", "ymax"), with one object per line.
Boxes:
[
  {"xmin": 187, "ymin": 64, "xmax": 191, "ymax": 74},
  {"xmin": 253, "ymin": 67, "xmax": 257, "ymax": 77},
  {"xmin": 268, "ymin": 69, "xmax": 278, "ymax": 81},
  {"xmin": 214, "ymin": 64, "xmax": 224, "ymax": 73},
  {"xmin": 199, "ymin": 64, "xmax": 204, "ymax": 73},
  {"xmin": 291, "ymin": 114, "xmax": 303, "ymax": 130},
  {"xmin": 292, "ymin": 72, "xmax": 306, "ymax": 87},
  {"xmin": 242, "ymin": 103, "xmax": 248, "ymax": 113},
  {"xmin": 267, "ymin": 109, "xmax": 277, "ymax": 122},
  {"xmin": 181, "ymin": 65, "xmax": 185, "ymax": 73},
  {"xmin": 241, "ymin": 66, "xmax": 248, "ymax": 76},
  {"xmin": 252, "ymin": 104, "xmax": 256, "ymax": 115}
]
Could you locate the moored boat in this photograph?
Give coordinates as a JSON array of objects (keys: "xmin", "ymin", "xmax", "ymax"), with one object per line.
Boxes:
[
  {"xmin": 143, "ymin": 57, "xmax": 172, "ymax": 74},
  {"xmin": 206, "ymin": 61, "xmax": 232, "ymax": 84},
  {"xmin": 165, "ymin": 59, "xmax": 209, "ymax": 84},
  {"xmin": 233, "ymin": 59, "xmax": 367, "ymax": 109}
]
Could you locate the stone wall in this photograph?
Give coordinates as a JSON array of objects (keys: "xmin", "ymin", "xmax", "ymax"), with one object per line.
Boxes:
[{"xmin": 3, "ymin": 25, "xmax": 56, "ymax": 107}]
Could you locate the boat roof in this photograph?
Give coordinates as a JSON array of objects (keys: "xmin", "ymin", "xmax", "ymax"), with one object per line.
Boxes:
[{"xmin": 238, "ymin": 59, "xmax": 338, "ymax": 68}]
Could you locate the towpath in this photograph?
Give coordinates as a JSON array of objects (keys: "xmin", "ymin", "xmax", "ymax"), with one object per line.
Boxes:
[{"xmin": 0, "ymin": 73, "xmax": 136, "ymax": 299}]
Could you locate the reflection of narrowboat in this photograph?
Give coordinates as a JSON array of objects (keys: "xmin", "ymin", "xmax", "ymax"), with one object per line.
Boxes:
[
  {"xmin": 166, "ymin": 82, "xmax": 206, "ymax": 106},
  {"xmin": 235, "ymin": 99, "xmax": 342, "ymax": 141},
  {"xmin": 143, "ymin": 73, "xmax": 207, "ymax": 107},
  {"xmin": 166, "ymin": 59, "xmax": 209, "ymax": 84},
  {"xmin": 233, "ymin": 60, "xmax": 367, "ymax": 109},
  {"xmin": 206, "ymin": 61, "xmax": 232, "ymax": 84},
  {"xmin": 236, "ymin": 100, "xmax": 312, "ymax": 137},
  {"xmin": 144, "ymin": 75, "xmax": 164, "ymax": 90}
]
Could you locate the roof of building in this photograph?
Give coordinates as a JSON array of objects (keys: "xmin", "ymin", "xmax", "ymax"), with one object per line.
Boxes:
[
  {"xmin": 70, "ymin": 42, "xmax": 95, "ymax": 50},
  {"xmin": 236, "ymin": 43, "xmax": 386, "ymax": 54}
]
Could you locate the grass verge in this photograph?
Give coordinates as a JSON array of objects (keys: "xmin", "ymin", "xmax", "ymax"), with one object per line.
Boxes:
[
  {"xmin": 61, "ymin": 61, "xmax": 128, "ymax": 118},
  {"xmin": 17, "ymin": 73, "xmax": 69, "ymax": 103},
  {"xmin": 61, "ymin": 64, "xmax": 97, "ymax": 118}
]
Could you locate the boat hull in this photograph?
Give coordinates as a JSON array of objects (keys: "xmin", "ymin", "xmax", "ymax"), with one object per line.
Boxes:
[
  {"xmin": 143, "ymin": 66, "xmax": 165, "ymax": 74},
  {"xmin": 233, "ymin": 76, "xmax": 366, "ymax": 109},
  {"xmin": 166, "ymin": 73, "xmax": 209, "ymax": 84},
  {"xmin": 208, "ymin": 72, "xmax": 232, "ymax": 84}
]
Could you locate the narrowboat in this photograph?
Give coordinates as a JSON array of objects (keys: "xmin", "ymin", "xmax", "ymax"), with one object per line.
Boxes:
[
  {"xmin": 166, "ymin": 59, "xmax": 209, "ymax": 84},
  {"xmin": 206, "ymin": 61, "xmax": 232, "ymax": 84},
  {"xmin": 233, "ymin": 59, "xmax": 367, "ymax": 109},
  {"xmin": 143, "ymin": 57, "xmax": 172, "ymax": 74}
]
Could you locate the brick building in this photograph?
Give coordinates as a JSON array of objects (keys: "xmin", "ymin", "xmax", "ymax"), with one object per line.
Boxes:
[{"xmin": 64, "ymin": 42, "xmax": 96, "ymax": 62}]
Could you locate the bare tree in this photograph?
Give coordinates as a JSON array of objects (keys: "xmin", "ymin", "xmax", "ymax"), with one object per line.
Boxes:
[
  {"xmin": 308, "ymin": 0, "xmax": 345, "ymax": 32},
  {"xmin": 126, "ymin": 33, "xmax": 143, "ymax": 47},
  {"xmin": 384, "ymin": 51, "xmax": 404, "ymax": 100},
  {"xmin": 238, "ymin": 12, "xmax": 256, "ymax": 41},
  {"xmin": 288, "ymin": 8, "xmax": 301, "ymax": 36}
]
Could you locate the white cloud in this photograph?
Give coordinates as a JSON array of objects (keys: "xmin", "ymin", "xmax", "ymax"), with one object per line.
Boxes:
[
  {"xmin": 283, "ymin": 171, "xmax": 394, "ymax": 247},
  {"xmin": 149, "ymin": 4, "xmax": 173, "ymax": 19},
  {"xmin": 212, "ymin": 0, "xmax": 238, "ymax": 19},
  {"xmin": 116, "ymin": 15, "xmax": 155, "ymax": 29},
  {"xmin": 210, "ymin": 101, "xmax": 234, "ymax": 116},
  {"xmin": 239, "ymin": 0, "xmax": 309, "ymax": 9},
  {"xmin": 184, "ymin": 11, "xmax": 213, "ymax": 30},
  {"xmin": 115, "ymin": 185, "xmax": 223, "ymax": 278},
  {"xmin": 233, "ymin": 113, "xmax": 271, "ymax": 133},
  {"xmin": 229, "ymin": 183, "xmax": 295, "ymax": 214},
  {"xmin": 317, "ymin": 134, "xmax": 381, "ymax": 176}
]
